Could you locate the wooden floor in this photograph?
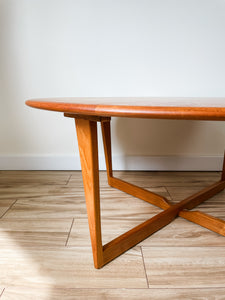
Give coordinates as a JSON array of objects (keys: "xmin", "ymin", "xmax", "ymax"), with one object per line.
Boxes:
[{"xmin": 0, "ymin": 171, "xmax": 225, "ymax": 299}]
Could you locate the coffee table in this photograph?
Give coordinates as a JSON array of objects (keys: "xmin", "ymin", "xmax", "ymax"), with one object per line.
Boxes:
[{"xmin": 26, "ymin": 97, "xmax": 225, "ymax": 269}]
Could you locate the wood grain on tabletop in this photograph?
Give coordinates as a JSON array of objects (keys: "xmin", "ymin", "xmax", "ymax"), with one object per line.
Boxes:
[{"xmin": 26, "ymin": 97, "xmax": 225, "ymax": 120}]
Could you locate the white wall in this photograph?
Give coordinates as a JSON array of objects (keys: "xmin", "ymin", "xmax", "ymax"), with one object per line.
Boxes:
[{"xmin": 0, "ymin": 0, "xmax": 225, "ymax": 170}]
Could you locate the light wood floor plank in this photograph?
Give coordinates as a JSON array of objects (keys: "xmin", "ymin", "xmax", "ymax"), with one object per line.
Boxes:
[
  {"xmin": 142, "ymin": 247, "xmax": 225, "ymax": 288},
  {"xmin": 106, "ymin": 171, "xmax": 219, "ymax": 187},
  {"xmin": 1, "ymin": 171, "xmax": 225, "ymax": 296},
  {"xmin": 0, "ymin": 200, "xmax": 16, "ymax": 218},
  {"xmin": 1, "ymin": 170, "xmax": 220, "ymax": 187},
  {"xmin": 0, "ymin": 185, "xmax": 83, "ymax": 200},
  {"xmin": 2, "ymin": 193, "xmax": 86, "ymax": 219},
  {"xmin": 2, "ymin": 187, "xmax": 169, "ymax": 219},
  {"xmin": 2, "ymin": 287, "xmax": 225, "ymax": 300},
  {"xmin": 0, "ymin": 171, "xmax": 71, "ymax": 186},
  {"xmin": 0, "ymin": 246, "xmax": 147, "ymax": 289},
  {"xmin": 67, "ymin": 217, "xmax": 225, "ymax": 247},
  {"xmin": 68, "ymin": 171, "xmax": 221, "ymax": 189},
  {"xmin": 0, "ymin": 219, "xmax": 73, "ymax": 246}
]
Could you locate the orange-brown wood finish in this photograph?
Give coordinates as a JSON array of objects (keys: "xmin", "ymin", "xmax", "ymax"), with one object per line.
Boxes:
[
  {"xmin": 74, "ymin": 116, "xmax": 225, "ymax": 268},
  {"xmin": 26, "ymin": 98, "xmax": 225, "ymax": 121},
  {"xmin": 222, "ymin": 151, "xmax": 225, "ymax": 181},
  {"xmin": 101, "ymin": 121, "xmax": 113, "ymax": 180},
  {"xmin": 75, "ymin": 118, "xmax": 104, "ymax": 268},
  {"xmin": 179, "ymin": 210, "xmax": 225, "ymax": 236},
  {"xmin": 25, "ymin": 99, "xmax": 225, "ymax": 268}
]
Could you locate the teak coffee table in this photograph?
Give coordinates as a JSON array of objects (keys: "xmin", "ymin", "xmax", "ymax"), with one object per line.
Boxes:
[{"xmin": 26, "ymin": 97, "xmax": 225, "ymax": 269}]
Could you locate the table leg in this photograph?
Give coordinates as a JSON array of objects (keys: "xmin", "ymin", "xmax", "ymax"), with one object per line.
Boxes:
[
  {"xmin": 101, "ymin": 120, "xmax": 171, "ymax": 210},
  {"xmin": 75, "ymin": 118, "xmax": 104, "ymax": 268},
  {"xmin": 101, "ymin": 120, "xmax": 113, "ymax": 181},
  {"xmin": 222, "ymin": 151, "xmax": 225, "ymax": 181},
  {"xmin": 179, "ymin": 151, "xmax": 225, "ymax": 235},
  {"xmin": 179, "ymin": 210, "xmax": 225, "ymax": 236},
  {"xmin": 73, "ymin": 115, "xmax": 225, "ymax": 268}
]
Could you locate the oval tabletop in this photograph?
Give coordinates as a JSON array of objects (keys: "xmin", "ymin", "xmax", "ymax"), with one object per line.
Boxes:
[{"xmin": 26, "ymin": 97, "xmax": 225, "ymax": 121}]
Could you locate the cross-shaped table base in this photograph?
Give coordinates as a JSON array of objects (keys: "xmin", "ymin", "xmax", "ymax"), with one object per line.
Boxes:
[{"xmin": 64, "ymin": 114, "xmax": 225, "ymax": 269}]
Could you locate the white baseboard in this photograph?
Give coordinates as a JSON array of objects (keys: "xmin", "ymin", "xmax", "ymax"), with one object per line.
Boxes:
[{"xmin": 0, "ymin": 154, "xmax": 223, "ymax": 171}]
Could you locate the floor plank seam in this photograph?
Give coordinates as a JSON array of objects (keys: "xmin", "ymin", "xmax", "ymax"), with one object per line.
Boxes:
[
  {"xmin": 65, "ymin": 218, "xmax": 75, "ymax": 246},
  {"xmin": 140, "ymin": 246, "xmax": 149, "ymax": 288},
  {"xmin": 66, "ymin": 174, "xmax": 72, "ymax": 185},
  {"xmin": 0, "ymin": 199, "xmax": 18, "ymax": 219},
  {"xmin": 164, "ymin": 186, "xmax": 174, "ymax": 203},
  {"xmin": 0, "ymin": 288, "xmax": 5, "ymax": 298}
]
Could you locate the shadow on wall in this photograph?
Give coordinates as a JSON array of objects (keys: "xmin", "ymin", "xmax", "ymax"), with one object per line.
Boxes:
[
  {"xmin": 113, "ymin": 117, "xmax": 224, "ymax": 170},
  {"xmin": 115, "ymin": 118, "xmax": 197, "ymax": 155}
]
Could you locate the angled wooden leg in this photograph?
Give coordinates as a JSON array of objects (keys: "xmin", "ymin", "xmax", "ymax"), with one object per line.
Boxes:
[
  {"xmin": 180, "ymin": 180, "xmax": 225, "ymax": 210},
  {"xmin": 73, "ymin": 116, "xmax": 225, "ymax": 268},
  {"xmin": 75, "ymin": 118, "xmax": 104, "ymax": 268},
  {"xmin": 101, "ymin": 120, "xmax": 113, "ymax": 181},
  {"xmin": 179, "ymin": 210, "xmax": 225, "ymax": 236},
  {"xmin": 101, "ymin": 119, "xmax": 171, "ymax": 209},
  {"xmin": 222, "ymin": 151, "xmax": 225, "ymax": 181},
  {"xmin": 177, "ymin": 151, "xmax": 225, "ymax": 235},
  {"xmin": 102, "ymin": 179, "xmax": 225, "ymax": 264}
]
